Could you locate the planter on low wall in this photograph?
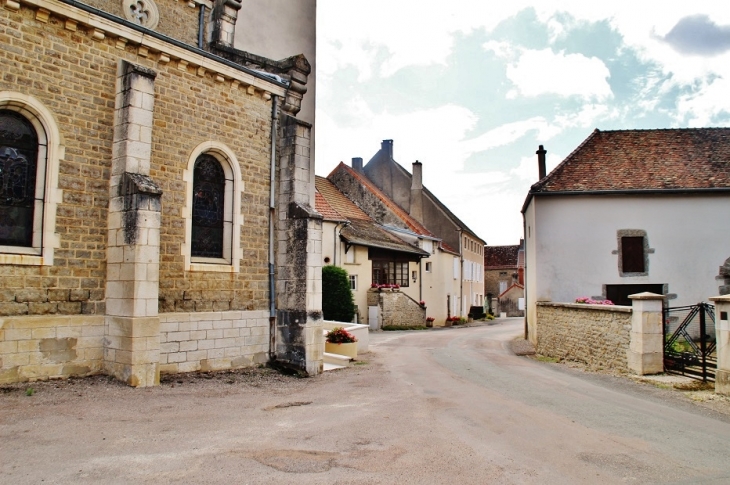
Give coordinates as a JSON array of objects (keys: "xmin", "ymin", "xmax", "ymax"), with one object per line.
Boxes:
[{"xmin": 325, "ymin": 342, "xmax": 357, "ymax": 359}]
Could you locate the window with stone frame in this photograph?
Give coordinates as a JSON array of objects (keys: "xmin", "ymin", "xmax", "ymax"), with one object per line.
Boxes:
[
  {"xmin": 0, "ymin": 109, "xmax": 42, "ymax": 249},
  {"xmin": 615, "ymin": 230, "xmax": 653, "ymax": 277}
]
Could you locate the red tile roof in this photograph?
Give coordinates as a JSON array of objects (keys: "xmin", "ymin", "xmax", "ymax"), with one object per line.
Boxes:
[
  {"xmin": 315, "ymin": 176, "xmax": 369, "ymax": 221},
  {"xmin": 329, "ymin": 163, "xmax": 438, "ymax": 239},
  {"xmin": 315, "ymin": 176, "xmax": 428, "ymax": 256},
  {"xmin": 533, "ymin": 128, "xmax": 730, "ymax": 193},
  {"xmin": 315, "ymin": 191, "xmax": 347, "ymax": 222}
]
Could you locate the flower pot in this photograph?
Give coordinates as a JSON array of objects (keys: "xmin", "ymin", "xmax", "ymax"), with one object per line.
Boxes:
[
  {"xmin": 325, "ymin": 341, "xmax": 357, "ymax": 359},
  {"xmin": 425, "ymin": 320, "xmax": 433, "ymax": 328},
  {"xmin": 444, "ymin": 320, "xmax": 452, "ymax": 327}
]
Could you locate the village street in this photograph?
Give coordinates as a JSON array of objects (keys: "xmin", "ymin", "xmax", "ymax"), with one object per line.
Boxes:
[{"xmin": 3, "ymin": 319, "xmax": 730, "ymax": 484}]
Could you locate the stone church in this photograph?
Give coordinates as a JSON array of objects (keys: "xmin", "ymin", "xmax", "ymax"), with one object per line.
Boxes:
[{"xmin": 0, "ymin": 0, "xmax": 322, "ymax": 385}]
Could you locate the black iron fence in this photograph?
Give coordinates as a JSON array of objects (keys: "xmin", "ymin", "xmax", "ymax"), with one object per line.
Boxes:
[{"xmin": 663, "ymin": 303, "xmax": 716, "ymax": 381}]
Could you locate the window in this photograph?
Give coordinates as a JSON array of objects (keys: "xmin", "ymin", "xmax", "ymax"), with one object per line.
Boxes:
[
  {"xmin": 0, "ymin": 110, "xmax": 39, "ymax": 247},
  {"xmin": 621, "ymin": 236, "xmax": 644, "ymax": 273},
  {"xmin": 425, "ymin": 261, "xmax": 432, "ymax": 272},
  {"xmin": 0, "ymin": 93, "xmax": 61, "ymax": 265},
  {"xmin": 184, "ymin": 142, "xmax": 242, "ymax": 272},
  {"xmin": 372, "ymin": 260, "xmax": 409, "ymax": 287},
  {"xmin": 345, "ymin": 247, "xmax": 355, "ymax": 264},
  {"xmin": 191, "ymin": 154, "xmax": 226, "ymax": 258},
  {"xmin": 349, "ymin": 274, "xmax": 357, "ymax": 291},
  {"xmin": 453, "ymin": 257, "xmax": 459, "ymax": 279},
  {"xmin": 616, "ymin": 230, "xmax": 652, "ymax": 276}
]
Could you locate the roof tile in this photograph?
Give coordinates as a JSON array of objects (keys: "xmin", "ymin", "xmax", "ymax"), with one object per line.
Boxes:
[{"xmin": 535, "ymin": 128, "xmax": 730, "ymax": 193}]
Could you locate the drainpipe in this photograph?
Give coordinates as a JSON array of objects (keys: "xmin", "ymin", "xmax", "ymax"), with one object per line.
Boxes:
[
  {"xmin": 419, "ymin": 258, "xmax": 423, "ymax": 303},
  {"xmin": 522, "ymin": 213, "xmax": 528, "ymax": 340},
  {"xmin": 197, "ymin": 4, "xmax": 205, "ymax": 49},
  {"xmin": 268, "ymin": 95, "xmax": 279, "ymax": 360},
  {"xmin": 458, "ymin": 229, "xmax": 463, "ymax": 317}
]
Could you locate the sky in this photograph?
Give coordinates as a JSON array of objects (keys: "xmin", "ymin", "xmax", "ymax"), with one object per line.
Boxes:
[{"xmin": 315, "ymin": 1, "xmax": 730, "ymax": 246}]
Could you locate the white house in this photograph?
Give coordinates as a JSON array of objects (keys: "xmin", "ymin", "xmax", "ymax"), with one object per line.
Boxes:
[{"xmin": 522, "ymin": 128, "xmax": 730, "ymax": 344}]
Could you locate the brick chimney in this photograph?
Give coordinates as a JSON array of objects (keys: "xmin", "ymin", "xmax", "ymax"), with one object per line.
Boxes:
[
  {"xmin": 410, "ymin": 160, "xmax": 424, "ymax": 222},
  {"xmin": 536, "ymin": 145, "xmax": 547, "ymax": 180},
  {"xmin": 352, "ymin": 157, "xmax": 363, "ymax": 172}
]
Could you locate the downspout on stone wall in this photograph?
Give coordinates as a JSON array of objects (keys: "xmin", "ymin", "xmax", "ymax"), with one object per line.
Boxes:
[
  {"xmin": 198, "ymin": 4, "xmax": 205, "ymax": 49},
  {"xmin": 268, "ymin": 95, "xmax": 279, "ymax": 360}
]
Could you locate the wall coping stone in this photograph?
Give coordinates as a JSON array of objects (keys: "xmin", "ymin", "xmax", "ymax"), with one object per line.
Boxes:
[{"xmin": 536, "ymin": 301, "xmax": 632, "ymax": 313}]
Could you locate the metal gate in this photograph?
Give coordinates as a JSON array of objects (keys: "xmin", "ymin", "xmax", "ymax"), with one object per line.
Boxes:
[{"xmin": 663, "ymin": 302, "xmax": 716, "ymax": 381}]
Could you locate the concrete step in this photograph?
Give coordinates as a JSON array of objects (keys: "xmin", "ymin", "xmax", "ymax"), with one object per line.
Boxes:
[
  {"xmin": 323, "ymin": 362, "xmax": 347, "ymax": 371},
  {"xmin": 323, "ymin": 351, "xmax": 351, "ymax": 368}
]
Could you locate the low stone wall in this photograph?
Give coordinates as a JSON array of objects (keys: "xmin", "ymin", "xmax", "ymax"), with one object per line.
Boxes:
[
  {"xmin": 159, "ymin": 310, "xmax": 270, "ymax": 374},
  {"xmin": 536, "ymin": 302, "xmax": 632, "ymax": 372},
  {"xmin": 0, "ymin": 315, "xmax": 105, "ymax": 383},
  {"xmin": 367, "ymin": 289, "xmax": 426, "ymax": 328}
]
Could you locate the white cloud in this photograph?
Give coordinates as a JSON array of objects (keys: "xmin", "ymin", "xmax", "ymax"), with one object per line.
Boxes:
[
  {"xmin": 505, "ymin": 49, "xmax": 613, "ymax": 100},
  {"xmin": 676, "ymin": 77, "xmax": 730, "ymax": 127}
]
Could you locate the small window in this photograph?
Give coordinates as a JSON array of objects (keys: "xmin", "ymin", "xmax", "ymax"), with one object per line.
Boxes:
[
  {"xmin": 345, "ymin": 247, "xmax": 355, "ymax": 264},
  {"xmin": 621, "ymin": 236, "xmax": 645, "ymax": 273},
  {"xmin": 425, "ymin": 261, "xmax": 432, "ymax": 272},
  {"xmin": 349, "ymin": 275, "xmax": 357, "ymax": 291}
]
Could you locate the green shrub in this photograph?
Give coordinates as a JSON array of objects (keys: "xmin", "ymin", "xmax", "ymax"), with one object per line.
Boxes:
[{"xmin": 322, "ymin": 265, "xmax": 356, "ymax": 322}]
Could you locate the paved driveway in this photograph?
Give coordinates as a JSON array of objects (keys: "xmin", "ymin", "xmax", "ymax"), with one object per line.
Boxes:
[{"xmin": 3, "ymin": 319, "xmax": 730, "ymax": 484}]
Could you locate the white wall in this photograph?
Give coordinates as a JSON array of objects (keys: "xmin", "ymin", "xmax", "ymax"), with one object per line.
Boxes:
[{"xmin": 527, "ymin": 194, "xmax": 730, "ymax": 319}]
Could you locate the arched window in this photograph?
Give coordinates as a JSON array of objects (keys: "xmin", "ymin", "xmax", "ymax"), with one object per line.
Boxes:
[
  {"xmin": 191, "ymin": 154, "xmax": 226, "ymax": 258},
  {"xmin": 0, "ymin": 109, "xmax": 41, "ymax": 248},
  {"xmin": 183, "ymin": 142, "xmax": 242, "ymax": 272}
]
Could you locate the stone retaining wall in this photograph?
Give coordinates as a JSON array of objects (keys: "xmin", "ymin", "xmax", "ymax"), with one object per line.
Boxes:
[
  {"xmin": 159, "ymin": 310, "xmax": 269, "ymax": 374},
  {"xmin": 367, "ymin": 289, "xmax": 426, "ymax": 328},
  {"xmin": 536, "ymin": 302, "xmax": 632, "ymax": 372}
]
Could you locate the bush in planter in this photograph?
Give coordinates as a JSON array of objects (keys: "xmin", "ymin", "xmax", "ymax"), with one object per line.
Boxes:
[{"xmin": 322, "ymin": 265, "xmax": 356, "ymax": 322}]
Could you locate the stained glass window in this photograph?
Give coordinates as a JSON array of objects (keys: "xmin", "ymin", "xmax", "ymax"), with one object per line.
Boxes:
[
  {"xmin": 0, "ymin": 110, "xmax": 38, "ymax": 247},
  {"xmin": 191, "ymin": 154, "xmax": 225, "ymax": 258}
]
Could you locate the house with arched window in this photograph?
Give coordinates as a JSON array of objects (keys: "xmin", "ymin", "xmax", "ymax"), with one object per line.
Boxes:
[{"xmin": 0, "ymin": 0, "xmax": 320, "ymax": 386}]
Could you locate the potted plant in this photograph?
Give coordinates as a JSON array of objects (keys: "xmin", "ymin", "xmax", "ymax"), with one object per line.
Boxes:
[
  {"xmin": 425, "ymin": 316, "xmax": 435, "ymax": 328},
  {"xmin": 325, "ymin": 326, "xmax": 358, "ymax": 359}
]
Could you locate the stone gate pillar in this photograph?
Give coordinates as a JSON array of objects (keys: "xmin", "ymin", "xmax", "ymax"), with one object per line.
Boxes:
[
  {"xmin": 275, "ymin": 114, "xmax": 323, "ymax": 375},
  {"xmin": 709, "ymin": 295, "xmax": 730, "ymax": 395},
  {"xmin": 627, "ymin": 292, "xmax": 665, "ymax": 375},
  {"xmin": 104, "ymin": 61, "xmax": 162, "ymax": 387}
]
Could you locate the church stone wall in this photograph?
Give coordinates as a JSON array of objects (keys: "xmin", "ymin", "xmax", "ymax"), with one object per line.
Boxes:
[{"xmin": 0, "ymin": 4, "xmax": 274, "ymax": 318}]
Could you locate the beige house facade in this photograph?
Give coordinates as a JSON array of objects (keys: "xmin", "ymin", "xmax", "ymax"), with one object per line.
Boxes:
[
  {"xmin": 0, "ymin": 0, "xmax": 320, "ymax": 385},
  {"xmin": 327, "ymin": 152, "xmax": 483, "ymax": 325}
]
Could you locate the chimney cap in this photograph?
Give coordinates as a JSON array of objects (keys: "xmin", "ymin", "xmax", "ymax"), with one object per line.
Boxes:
[
  {"xmin": 413, "ymin": 160, "xmax": 422, "ymax": 166},
  {"xmin": 536, "ymin": 145, "xmax": 547, "ymax": 154}
]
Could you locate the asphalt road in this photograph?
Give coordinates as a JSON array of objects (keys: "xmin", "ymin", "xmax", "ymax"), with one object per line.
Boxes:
[{"xmin": 3, "ymin": 318, "xmax": 730, "ymax": 484}]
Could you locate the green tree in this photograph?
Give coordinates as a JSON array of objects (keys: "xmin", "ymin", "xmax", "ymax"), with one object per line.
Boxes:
[{"xmin": 322, "ymin": 265, "xmax": 356, "ymax": 322}]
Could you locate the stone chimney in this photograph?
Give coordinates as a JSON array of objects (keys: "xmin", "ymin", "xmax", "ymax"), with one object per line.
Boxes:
[
  {"xmin": 381, "ymin": 139, "xmax": 393, "ymax": 160},
  {"xmin": 352, "ymin": 157, "xmax": 363, "ymax": 173},
  {"xmin": 210, "ymin": 0, "xmax": 243, "ymax": 47},
  {"xmin": 536, "ymin": 145, "xmax": 547, "ymax": 180},
  {"xmin": 410, "ymin": 160, "xmax": 424, "ymax": 222}
]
